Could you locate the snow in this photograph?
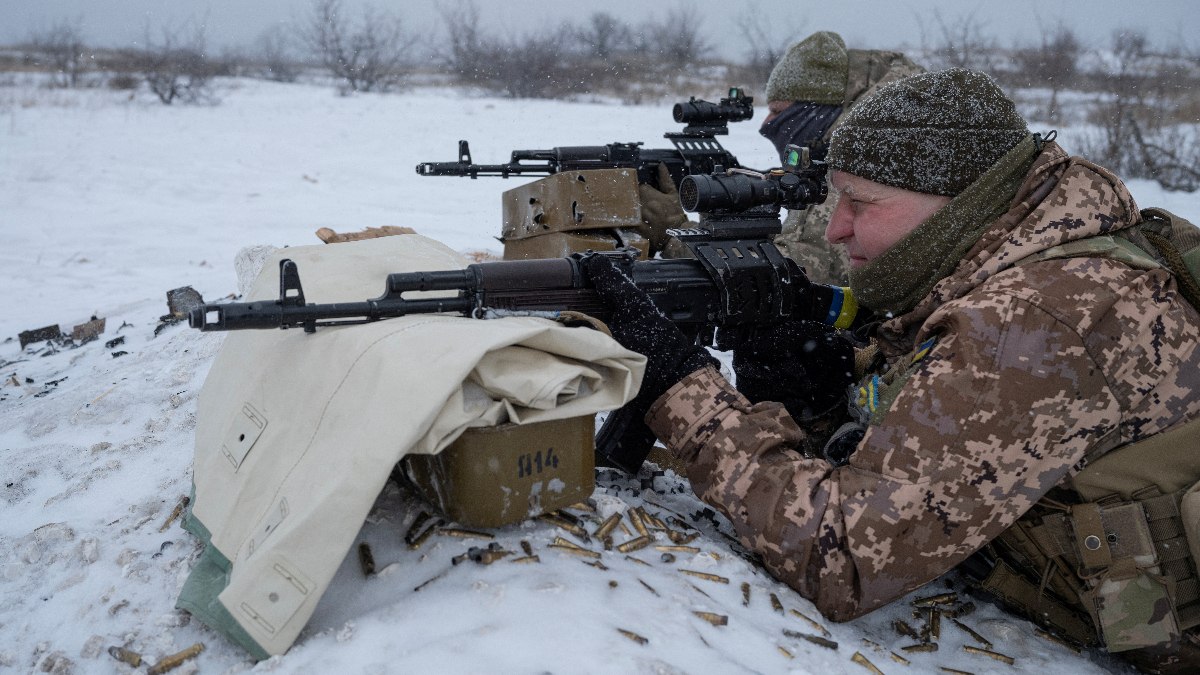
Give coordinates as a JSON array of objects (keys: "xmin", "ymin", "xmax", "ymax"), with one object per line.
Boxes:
[{"xmin": 2, "ymin": 75, "xmax": 1184, "ymax": 673}]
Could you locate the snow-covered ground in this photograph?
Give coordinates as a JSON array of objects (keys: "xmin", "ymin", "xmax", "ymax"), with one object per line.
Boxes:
[{"xmin": 4, "ymin": 75, "xmax": 1192, "ymax": 674}]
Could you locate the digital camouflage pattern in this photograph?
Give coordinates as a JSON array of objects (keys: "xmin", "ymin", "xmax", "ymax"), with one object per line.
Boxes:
[
  {"xmin": 774, "ymin": 49, "xmax": 924, "ymax": 285},
  {"xmin": 646, "ymin": 140, "xmax": 1200, "ymax": 629}
]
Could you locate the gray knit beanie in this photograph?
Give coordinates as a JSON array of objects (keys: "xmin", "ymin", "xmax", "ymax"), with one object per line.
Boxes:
[
  {"xmin": 764, "ymin": 31, "xmax": 848, "ymax": 104},
  {"xmin": 825, "ymin": 68, "xmax": 1028, "ymax": 196}
]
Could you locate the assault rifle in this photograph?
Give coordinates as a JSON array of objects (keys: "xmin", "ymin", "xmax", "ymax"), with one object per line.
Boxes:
[
  {"xmin": 414, "ymin": 88, "xmax": 754, "ymax": 191},
  {"xmin": 190, "ymin": 147, "xmax": 868, "ymax": 473}
]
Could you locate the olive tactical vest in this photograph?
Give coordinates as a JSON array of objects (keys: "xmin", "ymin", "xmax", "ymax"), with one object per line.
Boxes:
[{"xmin": 971, "ymin": 208, "xmax": 1200, "ymax": 660}]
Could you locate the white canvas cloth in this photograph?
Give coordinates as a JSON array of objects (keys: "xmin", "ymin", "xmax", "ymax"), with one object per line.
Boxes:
[{"xmin": 189, "ymin": 234, "xmax": 643, "ymax": 655}]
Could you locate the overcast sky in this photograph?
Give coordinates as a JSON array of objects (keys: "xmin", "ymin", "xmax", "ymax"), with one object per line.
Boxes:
[{"xmin": 2, "ymin": 0, "xmax": 1197, "ymax": 57}]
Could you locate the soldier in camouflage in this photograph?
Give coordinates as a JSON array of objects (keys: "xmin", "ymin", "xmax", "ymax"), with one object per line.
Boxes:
[
  {"xmin": 583, "ymin": 68, "xmax": 1200, "ymax": 672},
  {"xmin": 640, "ymin": 31, "xmax": 923, "ymax": 284}
]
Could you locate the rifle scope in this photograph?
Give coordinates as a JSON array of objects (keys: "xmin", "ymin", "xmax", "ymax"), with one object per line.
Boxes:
[
  {"xmin": 673, "ymin": 88, "xmax": 754, "ymax": 126},
  {"xmin": 679, "ymin": 170, "xmax": 826, "ymax": 213}
]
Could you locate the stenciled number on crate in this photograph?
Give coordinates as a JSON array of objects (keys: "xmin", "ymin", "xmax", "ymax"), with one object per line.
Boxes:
[{"xmin": 517, "ymin": 447, "xmax": 560, "ymax": 478}]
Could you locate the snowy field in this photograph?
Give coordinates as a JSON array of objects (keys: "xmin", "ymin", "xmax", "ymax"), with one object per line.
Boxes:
[{"xmin": 3, "ymin": 76, "xmax": 1195, "ymax": 674}]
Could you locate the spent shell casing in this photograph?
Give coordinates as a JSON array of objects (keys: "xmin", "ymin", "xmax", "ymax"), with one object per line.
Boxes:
[
  {"xmin": 900, "ymin": 642, "xmax": 939, "ymax": 653},
  {"xmin": 666, "ymin": 529, "xmax": 699, "ymax": 545},
  {"xmin": 438, "ymin": 527, "xmax": 494, "ymax": 540},
  {"xmin": 403, "ymin": 512, "xmax": 433, "ymax": 545},
  {"xmin": 893, "ymin": 619, "xmax": 921, "ymax": 640},
  {"xmin": 929, "ymin": 607, "xmax": 941, "ymax": 640},
  {"xmin": 159, "ymin": 495, "xmax": 190, "ymax": 533},
  {"xmin": 679, "ymin": 569, "xmax": 729, "ymax": 584},
  {"xmin": 636, "ymin": 507, "xmax": 664, "ymax": 531},
  {"xmin": 627, "ymin": 508, "xmax": 649, "ymax": 537},
  {"xmin": 1034, "ymin": 628, "xmax": 1082, "ymax": 653},
  {"xmin": 603, "ymin": 536, "xmax": 613, "ymax": 551},
  {"xmin": 472, "ymin": 549, "xmax": 510, "ymax": 565},
  {"xmin": 618, "ymin": 522, "xmax": 632, "ymax": 537},
  {"xmin": 789, "ymin": 608, "xmax": 831, "ymax": 637},
  {"xmin": 850, "ymin": 652, "xmax": 884, "ymax": 675},
  {"xmin": 741, "ymin": 582, "xmax": 751, "ymax": 607},
  {"xmin": 550, "ymin": 509, "xmax": 582, "ymax": 526},
  {"xmin": 770, "ymin": 592, "xmax": 784, "ymax": 613},
  {"xmin": 624, "ymin": 554, "xmax": 651, "ymax": 567},
  {"xmin": 655, "ymin": 545, "xmax": 701, "ymax": 554},
  {"xmin": 549, "ymin": 543, "xmax": 601, "ymax": 559},
  {"xmin": 660, "ymin": 553, "xmax": 676, "ymax": 564},
  {"xmin": 963, "ymin": 645, "xmax": 1014, "ymax": 665},
  {"xmin": 358, "ymin": 542, "xmax": 376, "ymax": 576},
  {"xmin": 538, "ymin": 513, "xmax": 590, "ymax": 540},
  {"xmin": 951, "ymin": 619, "xmax": 992, "ymax": 648},
  {"xmin": 407, "ymin": 518, "xmax": 444, "ymax": 550},
  {"xmin": 693, "ymin": 611, "xmax": 728, "ymax": 626},
  {"xmin": 945, "ymin": 601, "xmax": 977, "ymax": 618},
  {"xmin": 890, "ymin": 652, "xmax": 911, "ymax": 666},
  {"xmin": 617, "ymin": 628, "xmax": 648, "ymax": 645},
  {"xmin": 584, "ymin": 559, "xmax": 609, "ymax": 571},
  {"xmin": 617, "ymin": 535, "xmax": 654, "ymax": 553},
  {"xmin": 594, "ymin": 513, "xmax": 623, "ymax": 540},
  {"xmin": 510, "ymin": 555, "xmax": 540, "ymax": 564},
  {"xmin": 520, "ymin": 540, "xmax": 533, "ymax": 556},
  {"xmin": 146, "ymin": 643, "xmax": 204, "ymax": 675},
  {"xmin": 783, "ymin": 629, "xmax": 837, "ymax": 650},
  {"xmin": 778, "ymin": 646, "xmax": 794, "ymax": 659},
  {"xmin": 108, "ymin": 646, "xmax": 142, "ymax": 667},
  {"xmin": 667, "ymin": 516, "xmax": 694, "ymax": 531},
  {"xmin": 567, "ymin": 501, "xmax": 596, "ymax": 513},
  {"xmin": 912, "ymin": 591, "xmax": 958, "ymax": 607}
]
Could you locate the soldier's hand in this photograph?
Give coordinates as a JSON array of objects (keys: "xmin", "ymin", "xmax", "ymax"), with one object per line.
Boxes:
[
  {"xmin": 581, "ymin": 253, "xmax": 716, "ymax": 405},
  {"xmin": 722, "ymin": 320, "xmax": 855, "ymax": 421},
  {"xmin": 638, "ymin": 163, "xmax": 690, "ymax": 252}
]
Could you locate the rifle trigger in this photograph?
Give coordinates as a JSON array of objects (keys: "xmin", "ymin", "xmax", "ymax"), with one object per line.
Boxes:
[{"xmin": 279, "ymin": 259, "xmax": 306, "ymax": 308}]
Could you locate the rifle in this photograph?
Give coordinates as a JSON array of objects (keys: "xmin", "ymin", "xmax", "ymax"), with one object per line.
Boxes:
[
  {"xmin": 190, "ymin": 147, "xmax": 869, "ymax": 473},
  {"xmin": 414, "ymin": 88, "xmax": 754, "ymax": 192}
]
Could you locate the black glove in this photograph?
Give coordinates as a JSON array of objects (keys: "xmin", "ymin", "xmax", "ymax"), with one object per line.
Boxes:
[
  {"xmin": 721, "ymin": 320, "xmax": 855, "ymax": 421},
  {"xmin": 581, "ymin": 254, "xmax": 717, "ymax": 407}
]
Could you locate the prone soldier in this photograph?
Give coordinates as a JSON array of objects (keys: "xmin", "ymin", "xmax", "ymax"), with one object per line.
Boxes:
[{"xmin": 585, "ymin": 68, "xmax": 1200, "ymax": 672}]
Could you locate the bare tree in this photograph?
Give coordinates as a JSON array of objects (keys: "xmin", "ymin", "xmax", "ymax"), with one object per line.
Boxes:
[
  {"xmin": 300, "ymin": 0, "xmax": 416, "ymax": 94},
  {"xmin": 28, "ymin": 18, "xmax": 87, "ymax": 87},
  {"xmin": 436, "ymin": 2, "xmax": 584, "ymax": 98},
  {"xmin": 576, "ymin": 12, "xmax": 633, "ymax": 60},
  {"xmin": 1080, "ymin": 31, "xmax": 1200, "ymax": 191},
  {"xmin": 919, "ymin": 9, "xmax": 998, "ymax": 72},
  {"xmin": 137, "ymin": 22, "xmax": 219, "ymax": 105},
  {"xmin": 636, "ymin": 6, "xmax": 710, "ymax": 70},
  {"xmin": 1013, "ymin": 24, "xmax": 1082, "ymax": 122},
  {"xmin": 254, "ymin": 25, "xmax": 301, "ymax": 82},
  {"xmin": 437, "ymin": 0, "xmax": 488, "ymax": 86}
]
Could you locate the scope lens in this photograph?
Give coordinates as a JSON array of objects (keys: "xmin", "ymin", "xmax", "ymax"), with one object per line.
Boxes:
[{"xmin": 679, "ymin": 176, "xmax": 700, "ymax": 212}]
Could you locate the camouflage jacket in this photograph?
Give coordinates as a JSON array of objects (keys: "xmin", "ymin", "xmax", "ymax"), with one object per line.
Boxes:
[
  {"xmin": 647, "ymin": 141, "xmax": 1200, "ymax": 620},
  {"xmin": 775, "ymin": 49, "xmax": 925, "ymax": 286}
]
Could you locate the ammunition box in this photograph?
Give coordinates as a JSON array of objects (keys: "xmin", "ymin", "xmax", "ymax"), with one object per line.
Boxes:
[
  {"xmin": 499, "ymin": 169, "xmax": 651, "ymax": 261},
  {"xmin": 401, "ymin": 415, "xmax": 595, "ymax": 528}
]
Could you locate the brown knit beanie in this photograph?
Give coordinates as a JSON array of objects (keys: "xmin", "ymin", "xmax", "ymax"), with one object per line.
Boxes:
[
  {"xmin": 764, "ymin": 31, "xmax": 848, "ymax": 104},
  {"xmin": 825, "ymin": 68, "xmax": 1028, "ymax": 196}
]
